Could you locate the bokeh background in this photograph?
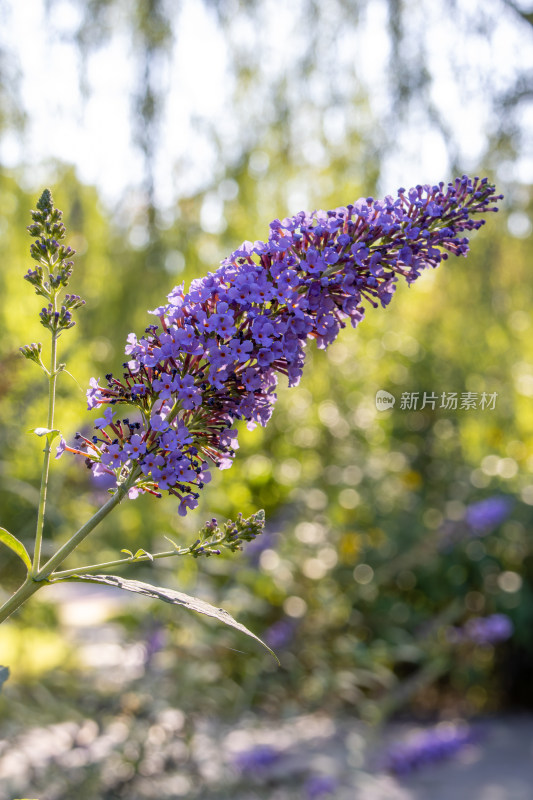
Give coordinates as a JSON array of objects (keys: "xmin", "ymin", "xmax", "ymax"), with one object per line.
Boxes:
[{"xmin": 0, "ymin": 1, "xmax": 532, "ymax": 797}]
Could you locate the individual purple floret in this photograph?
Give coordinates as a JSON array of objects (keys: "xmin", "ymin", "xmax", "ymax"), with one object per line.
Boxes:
[
  {"xmin": 464, "ymin": 496, "xmax": 513, "ymax": 533},
  {"xmin": 67, "ymin": 177, "xmax": 501, "ymax": 514},
  {"xmin": 382, "ymin": 723, "xmax": 481, "ymax": 775},
  {"xmin": 449, "ymin": 613, "xmax": 514, "ymax": 645}
]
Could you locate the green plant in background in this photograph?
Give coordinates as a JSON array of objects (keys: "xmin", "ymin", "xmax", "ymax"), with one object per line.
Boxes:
[{"xmin": 0, "ymin": 178, "xmax": 501, "ymax": 687}]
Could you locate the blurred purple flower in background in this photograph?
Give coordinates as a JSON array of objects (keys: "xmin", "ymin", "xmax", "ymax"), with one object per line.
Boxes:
[
  {"xmin": 305, "ymin": 774, "xmax": 340, "ymax": 798},
  {"xmin": 143, "ymin": 624, "xmax": 167, "ymax": 666},
  {"xmin": 245, "ymin": 527, "xmax": 278, "ymax": 565},
  {"xmin": 439, "ymin": 494, "xmax": 513, "ymax": 548},
  {"xmin": 264, "ymin": 617, "xmax": 297, "ymax": 649},
  {"xmin": 464, "ymin": 496, "xmax": 513, "ymax": 533},
  {"xmin": 382, "ymin": 723, "xmax": 482, "ymax": 775},
  {"xmin": 449, "ymin": 613, "xmax": 514, "ymax": 646},
  {"xmin": 234, "ymin": 744, "xmax": 281, "ymax": 774}
]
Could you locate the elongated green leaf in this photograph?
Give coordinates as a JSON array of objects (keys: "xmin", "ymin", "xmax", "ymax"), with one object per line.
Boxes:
[
  {"xmin": 0, "ymin": 528, "xmax": 32, "ymax": 571},
  {"xmin": 0, "ymin": 665, "xmax": 9, "ymax": 693},
  {"xmin": 59, "ymin": 574, "xmax": 278, "ymax": 661}
]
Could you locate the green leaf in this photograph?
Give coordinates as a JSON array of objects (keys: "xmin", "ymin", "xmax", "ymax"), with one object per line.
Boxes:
[
  {"xmin": 59, "ymin": 574, "xmax": 279, "ymax": 662},
  {"xmin": 0, "ymin": 665, "xmax": 9, "ymax": 693},
  {"xmin": 0, "ymin": 528, "xmax": 32, "ymax": 571},
  {"xmin": 120, "ymin": 548, "xmax": 153, "ymax": 561},
  {"xmin": 133, "ymin": 548, "xmax": 153, "ymax": 561},
  {"xmin": 30, "ymin": 427, "xmax": 60, "ymax": 444}
]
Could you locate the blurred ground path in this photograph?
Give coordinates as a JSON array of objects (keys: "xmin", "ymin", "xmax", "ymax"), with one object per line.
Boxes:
[
  {"xmin": 1, "ymin": 711, "xmax": 533, "ymax": 798},
  {"xmin": 2, "ymin": 585, "xmax": 532, "ymax": 798},
  {"xmin": 372, "ymin": 717, "xmax": 533, "ymax": 800},
  {"xmin": 221, "ymin": 714, "xmax": 533, "ymax": 799}
]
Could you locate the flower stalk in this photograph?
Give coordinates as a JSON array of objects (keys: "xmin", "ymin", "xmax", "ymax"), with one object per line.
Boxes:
[
  {"xmin": 33, "ymin": 309, "xmax": 59, "ymax": 573},
  {"xmin": 20, "ymin": 189, "xmax": 84, "ymax": 574}
]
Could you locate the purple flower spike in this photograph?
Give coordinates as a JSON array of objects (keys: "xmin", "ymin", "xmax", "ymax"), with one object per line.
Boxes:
[{"xmin": 68, "ymin": 177, "xmax": 501, "ymax": 514}]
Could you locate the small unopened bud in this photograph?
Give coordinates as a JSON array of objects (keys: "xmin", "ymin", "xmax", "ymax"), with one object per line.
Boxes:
[{"xmin": 19, "ymin": 342, "xmax": 43, "ymax": 364}]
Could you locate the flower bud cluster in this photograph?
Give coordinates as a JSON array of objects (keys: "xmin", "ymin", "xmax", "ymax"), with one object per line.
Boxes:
[
  {"xmin": 184, "ymin": 509, "xmax": 265, "ymax": 557},
  {"xmin": 22, "ymin": 189, "xmax": 84, "ymax": 338},
  {"xmin": 19, "ymin": 342, "xmax": 44, "ymax": 366},
  {"xmin": 39, "ymin": 294, "xmax": 86, "ymax": 333},
  {"xmin": 68, "ymin": 176, "xmax": 501, "ymax": 514}
]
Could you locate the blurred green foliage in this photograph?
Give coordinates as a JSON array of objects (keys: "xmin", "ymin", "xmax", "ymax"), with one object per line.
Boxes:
[{"xmin": 0, "ymin": 157, "xmax": 531, "ymax": 732}]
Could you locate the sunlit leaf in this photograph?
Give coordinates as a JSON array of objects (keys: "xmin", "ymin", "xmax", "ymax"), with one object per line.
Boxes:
[
  {"xmin": 30, "ymin": 427, "xmax": 60, "ymax": 444},
  {"xmin": 120, "ymin": 548, "xmax": 153, "ymax": 561},
  {"xmin": 134, "ymin": 548, "xmax": 153, "ymax": 561},
  {"xmin": 0, "ymin": 528, "xmax": 32, "ymax": 571},
  {"xmin": 57, "ymin": 573, "xmax": 278, "ymax": 661}
]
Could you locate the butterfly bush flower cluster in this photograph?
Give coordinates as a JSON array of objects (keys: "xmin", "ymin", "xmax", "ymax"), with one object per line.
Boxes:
[{"xmin": 63, "ymin": 177, "xmax": 501, "ymax": 515}]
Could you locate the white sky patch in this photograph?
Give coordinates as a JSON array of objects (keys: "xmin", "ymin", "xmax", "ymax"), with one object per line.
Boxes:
[
  {"xmin": 1, "ymin": 0, "xmax": 144, "ymax": 200},
  {"xmin": 157, "ymin": 0, "xmax": 233, "ymax": 205},
  {"xmin": 0, "ymin": 0, "xmax": 531, "ymax": 209}
]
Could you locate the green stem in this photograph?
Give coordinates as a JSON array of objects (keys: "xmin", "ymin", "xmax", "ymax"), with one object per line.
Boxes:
[
  {"xmin": 36, "ymin": 477, "xmax": 135, "ymax": 580},
  {"xmin": 50, "ymin": 546, "xmax": 189, "ymax": 580},
  {"xmin": 0, "ymin": 576, "xmax": 43, "ymax": 626},
  {"xmin": 32, "ymin": 316, "xmax": 59, "ymax": 574},
  {"xmin": 0, "ymin": 478, "xmax": 134, "ymax": 624}
]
